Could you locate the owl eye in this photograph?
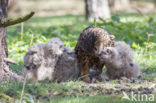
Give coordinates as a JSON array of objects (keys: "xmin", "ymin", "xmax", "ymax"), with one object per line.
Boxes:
[
  {"xmin": 25, "ymin": 65, "xmax": 30, "ymax": 70},
  {"xmin": 94, "ymin": 47, "xmax": 98, "ymax": 51},
  {"xmin": 60, "ymin": 45, "xmax": 64, "ymax": 48},
  {"xmin": 106, "ymin": 49, "xmax": 112, "ymax": 54},
  {"xmin": 130, "ymin": 63, "xmax": 133, "ymax": 67},
  {"xmin": 32, "ymin": 64, "xmax": 37, "ymax": 69}
]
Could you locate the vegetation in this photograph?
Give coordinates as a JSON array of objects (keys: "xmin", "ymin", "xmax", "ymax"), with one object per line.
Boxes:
[{"xmin": 0, "ymin": 13, "xmax": 155, "ymax": 102}]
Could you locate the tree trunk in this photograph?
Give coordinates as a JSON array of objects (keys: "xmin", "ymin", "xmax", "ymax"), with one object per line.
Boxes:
[
  {"xmin": 0, "ymin": 0, "xmax": 21, "ymax": 82},
  {"xmin": 114, "ymin": 0, "xmax": 130, "ymax": 11},
  {"xmin": 114, "ymin": 0, "xmax": 121, "ymax": 10},
  {"xmin": 120, "ymin": 0, "xmax": 130, "ymax": 8},
  {"xmin": 154, "ymin": 0, "xmax": 156, "ymax": 7},
  {"xmin": 8, "ymin": 0, "xmax": 15, "ymax": 11},
  {"xmin": 85, "ymin": 0, "xmax": 111, "ymax": 21},
  {"xmin": 108, "ymin": 0, "xmax": 115, "ymax": 7}
]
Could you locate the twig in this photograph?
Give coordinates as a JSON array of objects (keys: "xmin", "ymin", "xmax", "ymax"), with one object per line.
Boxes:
[
  {"xmin": 131, "ymin": 6, "xmax": 146, "ymax": 17},
  {"xmin": 20, "ymin": 22, "xmax": 24, "ymax": 40},
  {"xmin": 0, "ymin": 11, "xmax": 35, "ymax": 27},
  {"xmin": 20, "ymin": 75, "xmax": 27, "ymax": 103},
  {"xmin": 94, "ymin": 18, "xmax": 97, "ymax": 27},
  {"xmin": 30, "ymin": 34, "xmax": 34, "ymax": 46},
  {"xmin": 144, "ymin": 33, "xmax": 153, "ymax": 53},
  {"xmin": 21, "ymin": 22, "xmax": 24, "ymax": 34},
  {"xmin": 4, "ymin": 58, "xmax": 18, "ymax": 65}
]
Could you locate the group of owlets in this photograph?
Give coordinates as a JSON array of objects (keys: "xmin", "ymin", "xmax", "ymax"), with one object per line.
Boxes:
[
  {"xmin": 24, "ymin": 26, "xmax": 141, "ymax": 83},
  {"xmin": 75, "ymin": 27, "xmax": 141, "ymax": 83}
]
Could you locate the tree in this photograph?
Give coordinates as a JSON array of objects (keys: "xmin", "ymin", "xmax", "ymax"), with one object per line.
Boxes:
[
  {"xmin": 85, "ymin": 0, "xmax": 111, "ymax": 21},
  {"xmin": 0, "ymin": 0, "xmax": 11, "ymax": 81},
  {"xmin": 110, "ymin": 0, "xmax": 130, "ymax": 11},
  {"xmin": 0, "ymin": 0, "xmax": 34, "ymax": 82},
  {"xmin": 8, "ymin": 0, "xmax": 16, "ymax": 11},
  {"xmin": 154, "ymin": 0, "xmax": 156, "ymax": 6}
]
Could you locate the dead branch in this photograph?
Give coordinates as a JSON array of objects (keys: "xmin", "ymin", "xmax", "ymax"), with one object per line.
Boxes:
[
  {"xmin": 0, "ymin": 11, "xmax": 35, "ymax": 27},
  {"xmin": 131, "ymin": 6, "xmax": 146, "ymax": 17},
  {"xmin": 4, "ymin": 58, "xmax": 18, "ymax": 65}
]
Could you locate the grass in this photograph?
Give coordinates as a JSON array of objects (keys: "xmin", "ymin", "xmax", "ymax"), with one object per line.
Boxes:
[
  {"xmin": 42, "ymin": 96, "xmax": 156, "ymax": 103},
  {"xmin": 1, "ymin": 13, "xmax": 156, "ymax": 102},
  {"xmin": 0, "ymin": 81, "xmax": 156, "ymax": 103}
]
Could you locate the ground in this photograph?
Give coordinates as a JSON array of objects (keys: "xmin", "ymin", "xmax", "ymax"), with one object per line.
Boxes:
[{"xmin": 1, "ymin": 1, "xmax": 156, "ymax": 101}]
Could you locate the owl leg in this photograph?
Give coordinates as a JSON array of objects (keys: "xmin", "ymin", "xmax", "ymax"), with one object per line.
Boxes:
[
  {"xmin": 78, "ymin": 57, "xmax": 91, "ymax": 83},
  {"xmin": 95, "ymin": 62, "xmax": 104, "ymax": 82}
]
